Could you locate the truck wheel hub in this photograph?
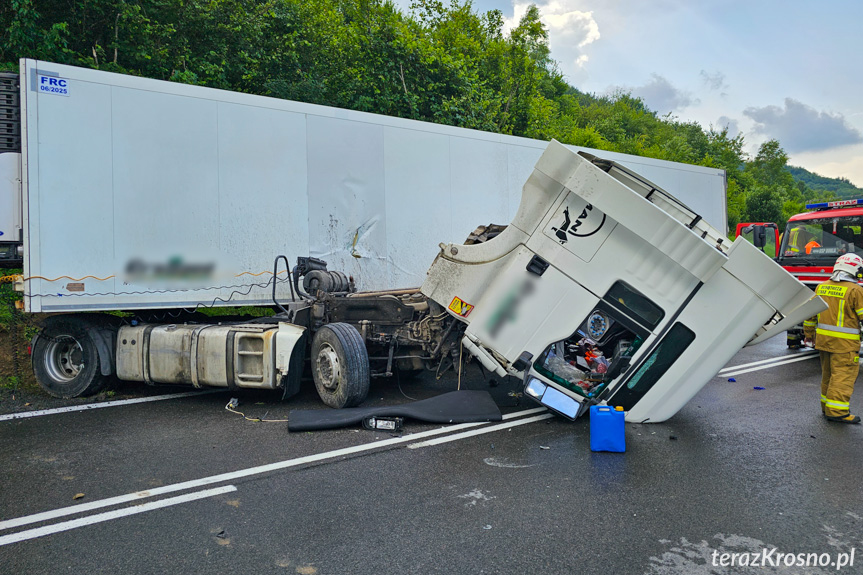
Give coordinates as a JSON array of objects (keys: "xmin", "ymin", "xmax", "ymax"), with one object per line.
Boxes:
[
  {"xmin": 316, "ymin": 344, "xmax": 342, "ymax": 390},
  {"xmin": 44, "ymin": 337, "xmax": 84, "ymax": 382}
]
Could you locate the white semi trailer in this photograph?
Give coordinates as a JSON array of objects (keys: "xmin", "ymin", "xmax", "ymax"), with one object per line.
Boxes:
[{"xmin": 1, "ymin": 60, "xmax": 821, "ymax": 421}]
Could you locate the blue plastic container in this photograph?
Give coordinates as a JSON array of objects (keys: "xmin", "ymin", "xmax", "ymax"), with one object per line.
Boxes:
[{"xmin": 590, "ymin": 405, "xmax": 625, "ymax": 453}]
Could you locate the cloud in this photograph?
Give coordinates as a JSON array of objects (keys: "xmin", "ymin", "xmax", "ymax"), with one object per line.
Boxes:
[
  {"xmin": 700, "ymin": 70, "xmax": 728, "ymax": 96},
  {"xmin": 506, "ymin": 2, "xmax": 600, "ymax": 70},
  {"xmin": 543, "ymin": 8, "xmax": 600, "ymax": 47},
  {"xmin": 610, "ymin": 74, "xmax": 698, "ymax": 113},
  {"xmin": 743, "ymin": 98, "xmax": 863, "ymax": 153},
  {"xmin": 716, "ymin": 116, "xmax": 740, "ymax": 137}
]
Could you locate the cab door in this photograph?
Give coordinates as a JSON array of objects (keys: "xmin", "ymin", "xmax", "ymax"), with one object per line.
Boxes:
[{"xmin": 736, "ymin": 222, "xmax": 780, "ymax": 258}]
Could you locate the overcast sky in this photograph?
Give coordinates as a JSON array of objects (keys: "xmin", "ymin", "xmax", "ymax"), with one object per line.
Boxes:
[{"xmin": 394, "ymin": 0, "xmax": 863, "ymax": 187}]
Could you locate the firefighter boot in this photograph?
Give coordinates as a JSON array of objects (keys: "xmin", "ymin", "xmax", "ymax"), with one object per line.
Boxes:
[{"xmin": 825, "ymin": 413, "xmax": 862, "ymax": 424}]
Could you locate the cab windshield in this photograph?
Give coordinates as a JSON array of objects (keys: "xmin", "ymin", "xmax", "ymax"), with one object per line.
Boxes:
[{"xmin": 779, "ymin": 217, "xmax": 863, "ymax": 263}]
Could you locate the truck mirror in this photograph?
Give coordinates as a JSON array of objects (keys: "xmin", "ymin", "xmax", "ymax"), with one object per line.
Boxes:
[{"xmin": 752, "ymin": 225, "xmax": 766, "ymax": 249}]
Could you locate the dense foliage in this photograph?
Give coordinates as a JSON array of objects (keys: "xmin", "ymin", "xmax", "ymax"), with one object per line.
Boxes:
[
  {"xmin": 0, "ymin": 0, "xmax": 854, "ymax": 232},
  {"xmin": 787, "ymin": 166, "xmax": 863, "ymax": 201}
]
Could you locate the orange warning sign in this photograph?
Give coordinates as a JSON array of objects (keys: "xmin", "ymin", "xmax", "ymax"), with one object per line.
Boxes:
[{"xmin": 448, "ymin": 296, "xmax": 474, "ymax": 317}]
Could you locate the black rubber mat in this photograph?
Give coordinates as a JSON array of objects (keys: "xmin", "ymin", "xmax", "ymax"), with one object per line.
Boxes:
[{"xmin": 288, "ymin": 390, "xmax": 502, "ymax": 432}]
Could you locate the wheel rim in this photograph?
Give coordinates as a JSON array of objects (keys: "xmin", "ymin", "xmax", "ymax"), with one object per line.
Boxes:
[
  {"xmin": 316, "ymin": 343, "xmax": 342, "ymax": 390},
  {"xmin": 43, "ymin": 337, "xmax": 84, "ymax": 383}
]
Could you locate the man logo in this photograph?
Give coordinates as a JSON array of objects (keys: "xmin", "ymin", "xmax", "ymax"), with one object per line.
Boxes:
[{"xmin": 551, "ymin": 199, "xmax": 606, "ymax": 244}]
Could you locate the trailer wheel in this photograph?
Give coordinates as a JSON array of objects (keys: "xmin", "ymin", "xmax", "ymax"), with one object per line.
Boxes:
[
  {"xmin": 32, "ymin": 318, "xmax": 108, "ymax": 398},
  {"xmin": 311, "ymin": 323, "xmax": 369, "ymax": 408}
]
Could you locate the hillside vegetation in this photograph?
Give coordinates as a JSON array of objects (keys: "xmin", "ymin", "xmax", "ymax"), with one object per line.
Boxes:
[
  {"xmin": 787, "ymin": 166, "xmax": 863, "ymax": 201},
  {"xmin": 0, "ymin": 0, "xmax": 855, "ymax": 230}
]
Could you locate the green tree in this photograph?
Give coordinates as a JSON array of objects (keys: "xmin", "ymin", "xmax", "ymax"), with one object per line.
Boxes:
[
  {"xmin": 741, "ymin": 140, "xmax": 800, "ymax": 229},
  {"xmin": 746, "ymin": 183, "xmax": 784, "ymax": 224},
  {"xmin": 1, "ymin": 0, "xmax": 76, "ymax": 67}
]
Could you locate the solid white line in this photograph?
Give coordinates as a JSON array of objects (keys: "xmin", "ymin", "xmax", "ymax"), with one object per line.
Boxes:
[
  {"xmin": 0, "ymin": 485, "xmax": 236, "ymax": 547},
  {"xmin": 718, "ymin": 351, "xmax": 817, "ymax": 374},
  {"xmin": 408, "ymin": 413, "xmax": 556, "ymax": 449},
  {"xmin": 502, "ymin": 406, "xmax": 547, "ymax": 419},
  {"xmin": 722, "ymin": 354, "xmax": 818, "ymax": 377},
  {"xmin": 0, "ymin": 390, "xmax": 224, "ymax": 422},
  {"xmin": 0, "ymin": 407, "xmax": 548, "ymax": 531}
]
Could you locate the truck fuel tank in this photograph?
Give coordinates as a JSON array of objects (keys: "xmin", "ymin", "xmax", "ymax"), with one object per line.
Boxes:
[{"xmin": 116, "ymin": 322, "xmax": 306, "ymax": 391}]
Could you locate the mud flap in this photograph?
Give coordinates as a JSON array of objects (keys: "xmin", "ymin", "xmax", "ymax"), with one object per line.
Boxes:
[{"xmin": 276, "ymin": 323, "xmax": 308, "ymax": 400}]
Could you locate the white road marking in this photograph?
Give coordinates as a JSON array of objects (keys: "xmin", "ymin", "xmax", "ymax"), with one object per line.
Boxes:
[
  {"xmin": 0, "ymin": 408, "xmax": 547, "ymax": 532},
  {"xmin": 483, "ymin": 457, "xmax": 536, "ymax": 469},
  {"xmin": 0, "ymin": 390, "xmax": 224, "ymax": 422},
  {"xmin": 721, "ymin": 353, "xmax": 819, "ymax": 377},
  {"xmin": 502, "ymin": 406, "xmax": 547, "ymax": 419},
  {"xmin": 0, "ymin": 485, "xmax": 237, "ymax": 547},
  {"xmin": 718, "ymin": 350, "xmax": 817, "ymax": 374},
  {"xmin": 408, "ymin": 413, "xmax": 556, "ymax": 449}
]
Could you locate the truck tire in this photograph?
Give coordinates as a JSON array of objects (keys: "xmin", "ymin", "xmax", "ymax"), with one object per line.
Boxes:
[
  {"xmin": 32, "ymin": 318, "xmax": 108, "ymax": 398},
  {"xmin": 311, "ymin": 323, "xmax": 369, "ymax": 408}
]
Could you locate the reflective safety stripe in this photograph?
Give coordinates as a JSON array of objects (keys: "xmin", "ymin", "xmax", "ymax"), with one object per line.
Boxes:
[
  {"xmin": 821, "ymin": 395, "xmax": 828, "ymax": 404},
  {"xmin": 816, "ymin": 322, "xmax": 860, "ymax": 333},
  {"xmin": 856, "ymin": 307, "xmax": 863, "ymax": 316},
  {"xmin": 838, "ymin": 303, "xmax": 845, "ymax": 327},
  {"xmin": 816, "ymin": 328, "xmax": 861, "ymax": 340},
  {"xmin": 803, "ymin": 320, "xmax": 817, "ymax": 327},
  {"xmin": 824, "ymin": 399, "xmax": 851, "ymax": 409},
  {"xmin": 816, "ymin": 323, "xmax": 860, "ymax": 334}
]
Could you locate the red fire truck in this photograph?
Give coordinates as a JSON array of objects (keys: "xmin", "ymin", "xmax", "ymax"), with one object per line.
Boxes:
[{"xmin": 739, "ymin": 199, "xmax": 863, "ymax": 346}]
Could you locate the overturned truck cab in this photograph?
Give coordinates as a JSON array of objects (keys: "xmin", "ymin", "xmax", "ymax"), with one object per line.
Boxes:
[{"xmin": 422, "ymin": 141, "xmax": 826, "ymax": 423}]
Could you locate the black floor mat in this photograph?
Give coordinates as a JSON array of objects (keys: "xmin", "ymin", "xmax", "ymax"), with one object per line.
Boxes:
[{"xmin": 288, "ymin": 390, "xmax": 502, "ymax": 432}]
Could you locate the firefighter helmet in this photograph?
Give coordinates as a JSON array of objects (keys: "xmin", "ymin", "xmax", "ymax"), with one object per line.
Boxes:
[{"xmin": 833, "ymin": 253, "xmax": 863, "ymax": 276}]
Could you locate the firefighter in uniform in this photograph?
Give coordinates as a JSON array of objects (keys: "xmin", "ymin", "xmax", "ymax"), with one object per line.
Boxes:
[{"xmin": 803, "ymin": 253, "xmax": 863, "ymax": 423}]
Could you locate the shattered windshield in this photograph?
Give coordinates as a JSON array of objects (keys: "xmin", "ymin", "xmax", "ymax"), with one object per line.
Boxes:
[{"xmin": 779, "ymin": 217, "xmax": 863, "ymax": 262}]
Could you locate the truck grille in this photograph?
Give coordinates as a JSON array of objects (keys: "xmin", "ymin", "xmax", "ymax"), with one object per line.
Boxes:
[{"xmin": 0, "ymin": 73, "xmax": 20, "ymax": 153}]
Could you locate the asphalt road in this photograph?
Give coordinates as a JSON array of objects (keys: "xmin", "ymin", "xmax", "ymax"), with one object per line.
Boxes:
[{"xmin": 2, "ymin": 336, "xmax": 862, "ymax": 575}]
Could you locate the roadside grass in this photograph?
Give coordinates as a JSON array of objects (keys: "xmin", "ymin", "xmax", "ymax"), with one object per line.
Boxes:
[
  {"xmin": 0, "ymin": 270, "xmax": 20, "ymax": 328},
  {"xmin": 0, "ymin": 374, "xmax": 19, "ymax": 388},
  {"xmin": 0, "ymin": 268, "xmax": 41, "ymax": 395}
]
